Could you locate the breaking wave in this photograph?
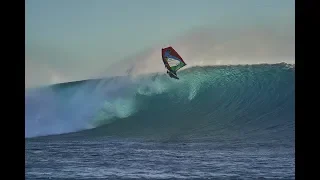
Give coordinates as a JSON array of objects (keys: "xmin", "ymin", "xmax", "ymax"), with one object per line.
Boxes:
[{"xmin": 25, "ymin": 63, "xmax": 294, "ymax": 142}]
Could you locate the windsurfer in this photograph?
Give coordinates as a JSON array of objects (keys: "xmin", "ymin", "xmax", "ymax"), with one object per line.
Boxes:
[{"xmin": 167, "ymin": 70, "xmax": 177, "ymax": 78}]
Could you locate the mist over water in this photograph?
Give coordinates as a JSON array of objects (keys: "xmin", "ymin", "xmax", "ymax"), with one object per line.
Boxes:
[
  {"xmin": 26, "ymin": 22, "xmax": 294, "ymax": 88},
  {"xmin": 26, "ymin": 63, "xmax": 294, "ymax": 142},
  {"xmin": 103, "ymin": 24, "xmax": 294, "ymax": 77},
  {"xmin": 26, "ymin": 1, "xmax": 295, "ymax": 179}
]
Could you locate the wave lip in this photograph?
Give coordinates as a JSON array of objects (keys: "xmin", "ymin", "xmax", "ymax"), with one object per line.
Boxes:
[{"xmin": 26, "ymin": 63, "xmax": 295, "ymax": 141}]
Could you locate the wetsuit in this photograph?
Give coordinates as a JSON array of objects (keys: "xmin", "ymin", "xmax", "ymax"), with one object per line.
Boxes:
[{"xmin": 167, "ymin": 70, "xmax": 176, "ymax": 78}]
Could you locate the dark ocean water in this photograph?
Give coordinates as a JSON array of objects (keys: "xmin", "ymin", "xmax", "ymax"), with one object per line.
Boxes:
[{"xmin": 25, "ymin": 64, "xmax": 295, "ymax": 179}]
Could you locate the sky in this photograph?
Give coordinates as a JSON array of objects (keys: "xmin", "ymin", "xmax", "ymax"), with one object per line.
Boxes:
[{"xmin": 25, "ymin": 0, "xmax": 294, "ymax": 88}]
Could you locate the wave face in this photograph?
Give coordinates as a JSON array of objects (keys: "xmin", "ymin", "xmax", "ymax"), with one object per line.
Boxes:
[{"xmin": 25, "ymin": 63, "xmax": 294, "ymax": 142}]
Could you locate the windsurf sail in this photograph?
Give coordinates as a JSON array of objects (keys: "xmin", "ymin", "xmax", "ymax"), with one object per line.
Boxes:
[{"xmin": 162, "ymin": 46, "xmax": 186, "ymax": 73}]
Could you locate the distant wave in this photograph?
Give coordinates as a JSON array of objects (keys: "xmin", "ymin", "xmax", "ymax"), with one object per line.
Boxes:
[{"xmin": 25, "ymin": 63, "xmax": 294, "ymax": 142}]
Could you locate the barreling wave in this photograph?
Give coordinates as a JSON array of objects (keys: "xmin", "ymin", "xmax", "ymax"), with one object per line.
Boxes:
[{"xmin": 25, "ymin": 63, "xmax": 294, "ymax": 143}]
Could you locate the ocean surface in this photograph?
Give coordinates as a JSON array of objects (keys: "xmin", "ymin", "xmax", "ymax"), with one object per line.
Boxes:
[{"xmin": 25, "ymin": 64, "xmax": 295, "ymax": 179}]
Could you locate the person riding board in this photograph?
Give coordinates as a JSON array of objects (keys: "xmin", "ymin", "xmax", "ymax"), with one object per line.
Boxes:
[
  {"xmin": 162, "ymin": 46, "xmax": 186, "ymax": 79},
  {"xmin": 167, "ymin": 70, "xmax": 175, "ymax": 78},
  {"xmin": 165, "ymin": 63, "xmax": 176, "ymax": 78}
]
